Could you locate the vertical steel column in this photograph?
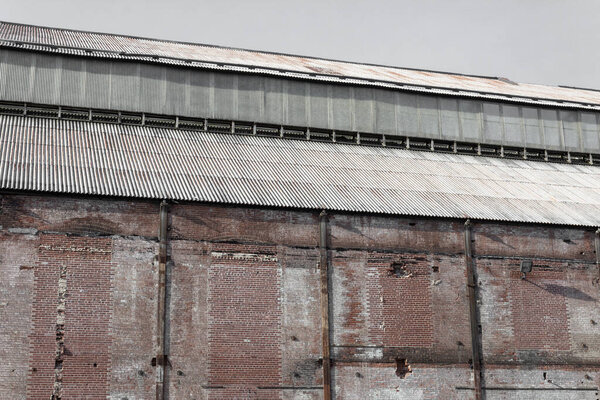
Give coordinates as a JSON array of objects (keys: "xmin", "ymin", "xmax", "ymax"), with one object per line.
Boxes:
[
  {"xmin": 464, "ymin": 220, "xmax": 483, "ymax": 400},
  {"xmin": 156, "ymin": 200, "xmax": 169, "ymax": 400},
  {"xmin": 596, "ymin": 229, "xmax": 600, "ymax": 278},
  {"xmin": 319, "ymin": 211, "xmax": 332, "ymax": 400}
]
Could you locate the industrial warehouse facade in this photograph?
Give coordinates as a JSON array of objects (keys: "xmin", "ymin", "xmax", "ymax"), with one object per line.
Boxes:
[{"xmin": 1, "ymin": 21, "xmax": 600, "ymax": 400}]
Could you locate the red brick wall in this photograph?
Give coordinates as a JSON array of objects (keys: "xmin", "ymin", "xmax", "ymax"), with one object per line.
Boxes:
[
  {"xmin": 367, "ymin": 253, "xmax": 434, "ymax": 348},
  {"xmin": 510, "ymin": 270, "xmax": 570, "ymax": 351},
  {"xmin": 207, "ymin": 244, "xmax": 282, "ymax": 399},
  {"xmin": 476, "ymin": 256, "xmax": 598, "ymax": 367},
  {"xmin": 109, "ymin": 237, "xmax": 157, "ymax": 399},
  {"xmin": 1, "ymin": 194, "xmax": 159, "ymax": 400},
  {"xmin": 2, "ymin": 193, "xmax": 600, "ymax": 399},
  {"xmin": 0, "ymin": 232, "xmax": 37, "ymax": 399},
  {"xmin": 28, "ymin": 234, "xmax": 113, "ymax": 399}
]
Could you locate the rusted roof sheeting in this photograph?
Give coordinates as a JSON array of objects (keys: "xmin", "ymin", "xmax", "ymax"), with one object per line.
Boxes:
[
  {"xmin": 1, "ymin": 22, "xmax": 600, "ymax": 109},
  {"xmin": 1, "ymin": 115, "xmax": 600, "ymax": 226}
]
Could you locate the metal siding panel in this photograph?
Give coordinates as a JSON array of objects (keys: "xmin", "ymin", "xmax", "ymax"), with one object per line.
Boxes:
[
  {"xmin": 2, "ymin": 47, "xmax": 600, "ymax": 156},
  {"xmin": 189, "ymin": 69, "xmax": 212, "ymax": 118},
  {"xmin": 352, "ymin": 86, "xmax": 374, "ymax": 132},
  {"xmin": 212, "ymin": 71, "xmax": 236, "ymax": 120},
  {"xmin": 482, "ymin": 102, "xmax": 503, "ymax": 145},
  {"xmin": 139, "ymin": 63, "xmax": 166, "ymax": 114},
  {"xmin": 308, "ymin": 82, "xmax": 329, "ymax": 129},
  {"xmin": 264, "ymin": 77, "xmax": 283, "ymax": 124},
  {"xmin": 373, "ymin": 89, "xmax": 396, "ymax": 135},
  {"xmin": 541, "ymin": 109, "xmax": 563, "ymax": 150},
  {"xmin": 331, "ymin": 85, "xmax": 352, "ymax": 131},
  {"xmin": 284, "ymin": 80, "xmax": 307, "ymax": 127},
  {"xmin": 458, "ymin": 100, "xmax": 482, "ymax": 142},
  {"xmin": 2, "ymin": 50, "xmax": 34, "ymax": 102},
  {"xmin": 164, "ymin": 67, "xmax": 189, "ymax": 116},
  {"xmin": 417, "ymin": 95, "xmax": 440, "ymax": 138},
  {"xmin": 0, "ymin": 50, "xmax": 8, "ymax": 100},
  {"xmin": 3, "ymin": 22, "xmax": 600, "ymax": 109},
  {"xmin": 580, "ymin": 112, "xmax": 600, "ymax": 152},
  {"xmin": 396, "ymin": 92, "xmax": 419, "ymax": 136},
  {"xmin": 560, "ymin": 110, "xmax": 582, "ymax": 151},
  {"xmin": 522, "ymin": 107, "xmax": 543, "ymax": 147},
  {"xmin": 440, "ymin": 98, "xmax": 460, "ymax": 140},
  {"xmin": 31, "ymin": 52, "xmax": 60, "ymax": 104},
  {"xmin": 237, "ymin": 75, "xmax": 263, "ymax": 122},
  {"xmin": 59, "ymin": 56, "xmax": 86, "ymax": 107},
  {"xmin": 84, "ymin": 58, "xmax": 111, "ymax": 109},
  {"xmin": 110, "ymin": 62, "xmax": 140, "ymax": 111},
  {"xmin": 502, "ymin": 105, "xmax": 524, "ymax": 146}
]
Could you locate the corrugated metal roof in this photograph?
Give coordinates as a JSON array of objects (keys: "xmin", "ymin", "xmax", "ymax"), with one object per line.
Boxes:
[
  {"xmin": 1, "ymin": 114, "xmax": 599, "ymax": 226},
  {"xmin": 1, "ymin": 21, "xmax": 600, "ymax": 110}
]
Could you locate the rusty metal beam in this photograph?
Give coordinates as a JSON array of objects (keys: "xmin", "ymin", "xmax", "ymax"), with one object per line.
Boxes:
[
  {"xmin": 319, "ymin": 210, "xmax": 332, "ymax": 400},
  {"xmin": 156, "ymin": 200, "xmax": 169, "ymax": 400},
  {"xmin": 464, "ymin": 220, "xmax": 483, "ymax": 400}
]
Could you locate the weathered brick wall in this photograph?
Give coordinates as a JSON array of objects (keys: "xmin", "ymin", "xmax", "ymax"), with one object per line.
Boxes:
[
  {"xmin": 1, "ymin": 195, "xmax": 159, "ymax": 400},
  {"xmin": 28, "ymin": 234, "xmax": 113, "ymax": 399},
  {"xmin": 0, "ymin": 231, "xmax": 37, "ymax": 399},
  {"xmin": 472, "ymin": 223, "xmax": 600, "ymax": 399},
  {"xmin": 1, "ymin": 193, "xmax": 599, "ymax": 399},
  {"xmin": 167, "ymin": 204, "xmax": 322, "ymax": 399}
]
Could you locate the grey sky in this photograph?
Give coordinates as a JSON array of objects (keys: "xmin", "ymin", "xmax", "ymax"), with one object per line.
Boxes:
[{"xmin": 4, "ymin": 0, "xmax": 600, "ymax": 89}]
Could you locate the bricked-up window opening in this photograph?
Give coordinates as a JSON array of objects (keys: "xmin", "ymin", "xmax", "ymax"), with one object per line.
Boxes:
[
  {"xmin": 395, "ymin": 358, "xmax": 412, "ymax": 378},
  {"xmin": 389, "ymin": 262, "xmax": 412, "ymax": 278}
]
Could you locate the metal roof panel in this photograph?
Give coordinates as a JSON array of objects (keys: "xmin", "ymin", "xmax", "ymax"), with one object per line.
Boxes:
[
  {"xmin": 1, "ymin": 21, "xmax": 600, "ymax": 109},
  {"xmin": 1, "ymin": 114, "xmax": 599, "ymax": 226}
]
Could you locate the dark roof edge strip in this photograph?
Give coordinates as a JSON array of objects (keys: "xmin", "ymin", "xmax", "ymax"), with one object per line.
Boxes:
[
  {"xmin": 558, "ymin": 85, "xmax": 600, "ymax": 94},
  {"xmin": 0, "ymin": 186, "xmax": 597, "ymax": 229},
  {"xmin": 0, "ymin": 20, "xmax": 502, "ymax": 80},
  {"xmin": 2, "ymin": 40, "xmax": 600, "ymax": 112}
]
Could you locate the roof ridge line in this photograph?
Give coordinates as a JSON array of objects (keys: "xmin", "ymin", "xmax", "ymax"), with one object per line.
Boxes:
[{"xmin": 0, "ymin": 20, "xmax": 505, "ymax": 82}]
